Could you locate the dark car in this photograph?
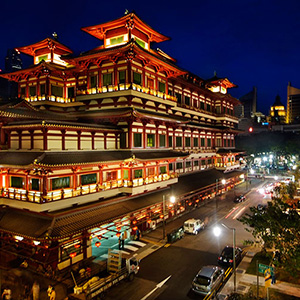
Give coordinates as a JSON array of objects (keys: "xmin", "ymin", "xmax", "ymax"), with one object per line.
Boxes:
[
  {"xmin": 218, "ymin": 246, "xmax": 243, "ymax": 267},
  {"xmin": 233, "ymin": 195, "xmax": 245, "ymax": 203}
]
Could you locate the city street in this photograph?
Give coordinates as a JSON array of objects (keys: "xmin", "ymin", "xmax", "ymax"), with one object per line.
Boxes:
[{"xmin": 103, "ymin": 179, "xmax": 268, "ymax": 300}]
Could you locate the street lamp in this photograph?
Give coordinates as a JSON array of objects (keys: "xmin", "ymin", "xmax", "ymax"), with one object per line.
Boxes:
[
  {"xmin": 213, "ymin": 223, "xmax": 237, "ymax": 292},
  {"xmin": 162, "ymin": 195, "xmax": 176, "ymax": 239}
]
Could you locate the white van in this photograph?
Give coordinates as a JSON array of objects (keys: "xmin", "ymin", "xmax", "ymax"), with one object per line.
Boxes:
[{"xmin": 184, "ymin": 218, "xmax": 205, "ymax": 234}]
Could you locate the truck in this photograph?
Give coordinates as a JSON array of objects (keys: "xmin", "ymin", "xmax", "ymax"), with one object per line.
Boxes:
[{"xmin": 69, "ymin": 249, "xmax": 139, "ymax": 299}]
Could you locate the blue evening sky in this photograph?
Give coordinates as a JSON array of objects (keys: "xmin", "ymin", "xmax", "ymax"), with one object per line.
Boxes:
[{"xmin": 1, "ymin": 0, "xmax": 300, "ymax": 114}]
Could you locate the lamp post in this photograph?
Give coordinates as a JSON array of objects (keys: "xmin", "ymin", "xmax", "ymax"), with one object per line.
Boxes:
[
  {"xmin": 213, "ymin": 223, "xmax": 237, "ymax": 292},
  {"xmin": 162, "ymin": 195, "xmax": 176, "ymax": 239}
]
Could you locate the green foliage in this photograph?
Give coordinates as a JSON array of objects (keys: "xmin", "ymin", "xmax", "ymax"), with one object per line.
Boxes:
[{"xmin": 238, "ymin": 197, "xmax": 300, "ymax": 275}]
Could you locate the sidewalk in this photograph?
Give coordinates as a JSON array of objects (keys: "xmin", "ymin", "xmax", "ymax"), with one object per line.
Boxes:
[{"xmin": 217, "ymin": 246, "xmax": 300, "ymax": 299}]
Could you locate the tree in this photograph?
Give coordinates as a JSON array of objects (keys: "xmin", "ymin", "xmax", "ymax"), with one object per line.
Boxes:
[{"xmin": 239, "ymin": 195, "xmax": 300, "ymax": 275}]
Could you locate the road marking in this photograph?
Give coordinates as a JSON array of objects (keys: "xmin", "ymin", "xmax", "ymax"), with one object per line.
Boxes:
[{"xmin": 140, "ymin": 275, "xmax": 172, "ymax": 300}]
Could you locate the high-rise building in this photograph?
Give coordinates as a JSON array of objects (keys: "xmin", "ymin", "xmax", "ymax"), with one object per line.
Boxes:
[
  {"xmin": 269, "ymin": 95, "xmax": 286, "ymax": 124},
  {"xmin": 287, "ymin": 82, "xmax": 300, "ymax": 124},
  {"xmin": 235, "ymin": 86, "xmax": 257, "ymax": 118}
]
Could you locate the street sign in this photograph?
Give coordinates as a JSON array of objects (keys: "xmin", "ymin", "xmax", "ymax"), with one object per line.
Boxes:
[{"xmin": 258, "ymin": 263, "xmax": 274, "ymax": 274}]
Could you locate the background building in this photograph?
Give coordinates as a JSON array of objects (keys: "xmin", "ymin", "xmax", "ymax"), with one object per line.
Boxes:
[{"xmin": 287, "ymin": 82, "xmax": 300, "ymax": 124}]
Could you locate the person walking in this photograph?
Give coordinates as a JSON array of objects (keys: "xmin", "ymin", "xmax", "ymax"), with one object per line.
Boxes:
[
  {"xmin": 121, "ymin": 233, "xmax": 125, "ymax": 249},
  {"xmin": 31, "ymin": 281, "xmax": 40, "ymax": 300},
  {"xmin": 47, "ymin": 285, "xmax": 56, "ymax": 300},
  {"xmin": 2, "ymin": 287, "xmax": 11, "ymax": 300},
  {"xmin": 136, "ymin": 228, "xmax": 140, "ymax": 241}
]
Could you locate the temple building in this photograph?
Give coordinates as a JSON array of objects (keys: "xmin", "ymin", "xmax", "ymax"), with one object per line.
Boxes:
[
  {"xmin": 269, "ymin": 94, "xmax": 286, "ymax": 124},
  {"xmin": 0, "ymin": 12, "xmax": 243, "ymax": 271}
]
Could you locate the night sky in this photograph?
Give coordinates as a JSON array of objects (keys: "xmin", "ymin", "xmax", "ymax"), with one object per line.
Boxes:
[{"xmin": 1, "ymin": 0, "xmax": 300, "ymax": 115}]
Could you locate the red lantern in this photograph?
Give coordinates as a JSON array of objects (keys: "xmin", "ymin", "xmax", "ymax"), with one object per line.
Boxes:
[
  {"xmin": 97, "ymin": 236, "xmax": 102, "ymax": 241},
  {"xmin": 116, "ymin": 232, "xmax": 121, "ymax": 237},
  {"xmin": 160, "ymin": 214, "xmax": 164, "ymax": 219},
  {"xmin": 133, "ymin": 226, "xmax": 138, "ymax": 231},
  {"xmin": 95, "ymin": 241, "xmax": 101, "ymax": 247},
  {"xmin": 117, "ymin": 227, "xmax": 121, "ymax": 231},
  {"xmin": 147, "ymin": 219, "xmax": 152, "ymax": 224},
  {"xmin": 74, "ymin": 244, "xmax": 81, "ymax": 249},
  {"xmin": 70, "ymin": 252, "xmax": 77, "ymax": 258},
  {"xmin": 132, "ymin": 220, "xmax": 137, "ymax": 225}
]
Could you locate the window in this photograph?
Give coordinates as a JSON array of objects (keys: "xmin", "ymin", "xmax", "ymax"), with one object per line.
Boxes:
[
  {"xmin": 169, "ymin": 163, "xmax": 173, "ymax": 171},
  {"xmin": 158, "ymin": 82, "xmax": 166, "ymax": 93},
  {"xmin": 175, "ymin": 93, "xmax": 182, "ymax": 104},
  {"xmin": 148, "ymin": 168, "xmax": 155, "ymax": 176},
  {"xmin": 208, "ymin": 159, "xmax": 212, "ymax": 164},
  {"xmin": 134, "ymin": 133, "xmax": 142, "ymax": 148},
  {"xmin": 20, "ymin": 87, "xmax": 26, "ymax": 97},
  {"xmin": 123, "ymin": 169, "xmax": 129, "ymax": 179},
  {"xmin": 133, "ymin": 72, "xmax": 142, "ymax": 85},
  {"xmin": 90, "ymin": 75, "xmax": 97, "ymax": 88},
  {"xmin": 160, "ymin": 166, "xmax": 167, "ymax": 174},
  {"xmin": 216, "ymin": 106, "xmax": 221, "ymax": 114},
  {"xmin": 134, "ymin": 169, "xmax": 143, "ymax": 179},
  {"xmin": 107, "ymin": 171, "xmax": 117, "ymax": 181},
  {"xmin": 147, "ymin": 78, "xmax": 154, "ymax": 89},
  {"xmin": 207, "ymin": 139, "xmax": 211, "ymax": 147},
  {"xmin": 120, "ymin": 133, "xmax": 126, "ymax": 148},
  {"xmin": 201, "ymin": 138, "xmax": 205, "ymax": 147},
  {"xmin": 119, "ymin": 70, "xmax": 126, "ymax": 84},
  {"xmin": 194, "ymin": 160, "xmax": 199, "ymax": 167},
  {"xmin": 31, "ymin": 178, "xmax": 39, "ymax": 191},
  {"xmin": 207, "ymin": 104, "xmax": 211, "ymax": 112},
  {"xmin": 110, "ymin": 36, "xmax": 124, "ymax": 45},
  {"xmin": 176, "ymin": 136, "xmax": 182, "ymax": 147},
  {"xmin": 201, "ymin": 160, "xmax": 206, "ymax": 166},
  {"xmin": 184, "ymin": 96, "xmax": 190, "ymax": 106},
  {"xmin": 168, "ymin": 136, "xmax": 173, "ymax": 147},
  {"xmin": 68, "ymin": 87, "xmax": 75, "ymax": 98},
  {"xmin": 29, "ymin": 86, "xmax": 36, "ymax": 96},
  {"xmin": 103, "ymin": 73, "xmax": 112, "ymax": 86},
  {"xmin": 147, "ymin": 134, "xmax": 155, "ymax": 147},
  {"xmin": 216, "ymin": 138, "xmax": 222, "ymax": 147},
  {"xmin": 176, "ymin": 162, "xmax": 183, "ymax": 169},
  {"xmin": 193, "ymin": 137, "xmax": 199, "ymax": 147},
  {"xmin": 159, "ymin": 135, "xmax": 166, "ymax": 147},
  {"xmin": 168, "ymin": 88, "xmax": 173, "ymax": 96},
  {"xmin": 40, "ymin": 84, "xmax": 46, "ymax": 95},
  {"xmin": 51, "ymin": 177, "xmax": 70, "ymax": 190},
  {"xmin": 185, "ymin": 137, "xmax": 191, "ymax": 147},
  {"xmin": 200, "ymin": 102, "xmax": 205, "ymax": 110},
  {"xmin": 81, "ymin": 173, "xmax": 97, "ymax": 185},
  {"xmin": 186, "ymin": 161, "xmax": 191, "ymax": 168},
  {"xmin": 11, "ymin": 176, "xmax": 23, "ymax": 188},
  {"xmin": 51, "ymin": 85, "xmax": 63, "ymax": 97},
  {"xmin": 136, "ymin": 38, "xmax": 145, "ymax": 48}
]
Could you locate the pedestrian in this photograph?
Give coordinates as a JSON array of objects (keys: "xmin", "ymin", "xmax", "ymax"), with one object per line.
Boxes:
[
  {"xmin": 121, "ymin": 233, "xmax": 125, "ymax": 249},
  {"xmin": 47, "ymin": 285, "xmax": 56, "ymax": 300},
  {"xmin": 118, "ymin": 236, "xmax": 121, "ymax": 250},
  {"xmin": 136, "ymin": 228, "xmax": 140, "ymax": 241},
  {"xmin": 271, "ymin": 264, "xmax": 276, "ymax": 284},
  {"xmin": 2, "ymin": 286, "xmax": 12, "ymax": 300},
  {"xmin": 31, "ymin": 281, "xmax": 40, "ymax": 300}
]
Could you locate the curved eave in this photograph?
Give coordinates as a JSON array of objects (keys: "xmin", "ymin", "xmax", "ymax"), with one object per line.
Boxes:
[
  {"xmin": 81, "ymin": 13, "xmax": 170, "ymax": 43},
  {"xmin": 16, "ymin": 38, "xmax": 73, "ymax": 56}
]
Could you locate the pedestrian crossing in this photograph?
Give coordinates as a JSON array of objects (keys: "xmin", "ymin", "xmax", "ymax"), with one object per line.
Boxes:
[{"xmin": 97, "ymin": 240, "xmax": 147, "ymax": 260}]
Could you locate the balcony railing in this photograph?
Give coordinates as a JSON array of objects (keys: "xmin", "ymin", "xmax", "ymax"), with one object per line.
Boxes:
[{"xmin": 1, "ymin": 173, "xmax": 177, "ymax": 203}]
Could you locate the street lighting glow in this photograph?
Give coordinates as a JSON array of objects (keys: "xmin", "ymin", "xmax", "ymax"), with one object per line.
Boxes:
[
  {"xmin": 213, "ymin": 226, "xmax": 221, "ymax": 237},
  {"xmin": 170, "ymin": 196, "xmax": 175, "ymax": 203},
  {"xmin": 274, "ymin": 176, "xmax": 278, "ymax": 180},
  {"xmin": 221, "ymin": 179, "xmax": 226, "ymax": 185}
]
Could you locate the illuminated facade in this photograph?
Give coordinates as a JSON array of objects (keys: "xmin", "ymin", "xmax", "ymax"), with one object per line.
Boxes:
[
  {"xmin": 287, "ymin": 82, "xmax": 300, "ymax": 124},
  {"xmin": 0, "ymin": 12, "xmax": 241, "ymax": 270}
]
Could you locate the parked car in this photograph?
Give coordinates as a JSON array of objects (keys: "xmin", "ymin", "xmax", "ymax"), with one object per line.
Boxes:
[
  {"xmin": 233, "ymin": 195, "xmax": 245, "ymax": 203},
  {"xmin": 191, "ymin": 265, "xmax": 224, "ymax": 296},
  {"xmin": 218, "ymin": 246, "xmax": 243, "ymax": 267},
  {"xmin": 184, "ymin": 218, "xmax": 205, "ymax": 235}
]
